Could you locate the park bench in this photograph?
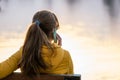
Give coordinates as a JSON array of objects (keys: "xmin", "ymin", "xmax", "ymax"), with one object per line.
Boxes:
[{"xmin": 0, "ymin": 72, "xmax": 81, "ymax": 80}]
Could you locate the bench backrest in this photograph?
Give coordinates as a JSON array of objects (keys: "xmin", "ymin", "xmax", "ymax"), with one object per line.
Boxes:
[{"xmin": 0, "ymin": 73, "xmax": 81, "ymax": 80}]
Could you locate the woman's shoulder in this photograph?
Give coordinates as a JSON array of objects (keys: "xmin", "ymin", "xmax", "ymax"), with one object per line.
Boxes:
[{"xmin": 62, "ymin": 49, "xmax": 71, "ymax": 58}]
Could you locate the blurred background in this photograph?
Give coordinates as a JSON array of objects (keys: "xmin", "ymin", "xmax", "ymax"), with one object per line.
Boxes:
[{"xmin": 0, "ymin": 0, "xmax": 120, "ymax": 80}]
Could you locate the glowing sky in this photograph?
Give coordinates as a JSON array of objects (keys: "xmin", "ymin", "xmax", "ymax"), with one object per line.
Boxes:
[{"xmin": 0, "ymin": 0, "xmax": 120, "ymax": 80}]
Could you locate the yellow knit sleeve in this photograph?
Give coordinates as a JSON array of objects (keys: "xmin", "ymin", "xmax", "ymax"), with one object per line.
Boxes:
[
  {"xmin": 0, "ymin": 47, "xmax": 22, "ymax": 79},
  {"xmin": 64, "ymin": 50, "xmax": 74, "ymax": 74}
]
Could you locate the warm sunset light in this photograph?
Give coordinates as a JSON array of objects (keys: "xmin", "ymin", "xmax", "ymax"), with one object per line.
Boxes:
[{"xmin": 0, "ymin": 0, "xmax": 120, "ymax": 80}]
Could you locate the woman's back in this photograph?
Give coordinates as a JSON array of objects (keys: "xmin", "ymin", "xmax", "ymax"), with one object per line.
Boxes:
[
  {"xmin": 0, "ymin": 10, "xmax": 73, "ymax": 79},
  {"xmin": 36, "ymin": 43, "xmax": 73, "ymax": 74}
]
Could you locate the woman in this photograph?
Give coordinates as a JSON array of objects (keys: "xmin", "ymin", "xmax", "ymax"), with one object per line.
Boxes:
[{"xmin": 0, "ymin": 10, "xmax": 73, "ymax": 79}]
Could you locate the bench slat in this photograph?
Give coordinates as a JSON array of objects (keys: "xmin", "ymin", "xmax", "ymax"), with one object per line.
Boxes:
[{"xmin": 0, "ymin": 73, "xmax": 80, "ymax": 80}]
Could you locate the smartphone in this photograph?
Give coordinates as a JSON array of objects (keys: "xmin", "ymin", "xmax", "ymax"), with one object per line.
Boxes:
[{"xmin": 53, "ymin": 28, "xmax": 57, "ymax": 43}]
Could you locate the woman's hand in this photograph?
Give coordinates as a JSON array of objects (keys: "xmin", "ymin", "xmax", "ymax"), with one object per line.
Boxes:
[{"xmin": 56, "ymin": 33, "xmax": 62, "ymax": 46}]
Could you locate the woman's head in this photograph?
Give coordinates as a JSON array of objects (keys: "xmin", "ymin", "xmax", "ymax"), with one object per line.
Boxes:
[
  {"xmin": 19, "ymin": 10, "xmax": 59, "ymax": 75},
  {"xmin": 32, "ymin": 10, "xmax": 59, "ymax": 38}
]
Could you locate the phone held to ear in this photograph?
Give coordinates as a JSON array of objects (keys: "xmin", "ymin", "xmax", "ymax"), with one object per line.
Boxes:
[
  {"xmin": 53, "ymin": 29, "xmax": 62, "ymax": 46},
  {"xmin": 53, "ymin": 28, "xmax": 57, "ymax": 43}
]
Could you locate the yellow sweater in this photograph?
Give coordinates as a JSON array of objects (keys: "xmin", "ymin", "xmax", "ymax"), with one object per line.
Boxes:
[{"xmin": 0, "ymin": 43, "xmax": 73, "ymax": 79}]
